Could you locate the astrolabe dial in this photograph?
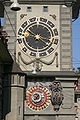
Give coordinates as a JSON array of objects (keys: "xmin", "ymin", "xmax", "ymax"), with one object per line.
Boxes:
[
  {"xmin": 26, "ymin": 86, "xmax": 51, "ymax": 111},
  {"xmin": 17, "ymin": 17, "xmax": 59, "ymax": 58},
  {"xmin": 31, "ymin": 91, "xmax": 42, "ymax": 103}
]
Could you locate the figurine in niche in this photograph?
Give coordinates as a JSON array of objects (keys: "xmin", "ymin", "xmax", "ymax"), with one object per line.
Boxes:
[{"xmin": 49, "ymin": 81, "xmax": 64, "ymax": 111}]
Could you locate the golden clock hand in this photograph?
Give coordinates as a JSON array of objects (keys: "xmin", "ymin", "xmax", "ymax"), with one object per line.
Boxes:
[
  {"xmin": 27, "ymin": 29, "xmax": 51, "ymax": 42},
  {"xmin": 39, "ymin": 35, "xmax": 54, "ymax": 44},
  {"xmin": 34, "ymin": 34, "xmax": 46, "ymax": 44},
  {"xmin": 40, "ymin": 36, "xmax": 54, "ymax": 43},
  {"xmin": 40, "ymin": 36, "xmax": 55, "ymax": 44},
  {"xmin": 20, "ymin": 31, "xmax": 54, "ymax": 45},
  {"xmin": 27, "ymin": 29, "xmax": 36, "ymax": 36},
  {"xmin": 23, "ymin": 29, "xmax": 54, "ymax": 44},
  {"xmin": 39, "ymin": 37, "xmax": 49, "ymax": 45},
  {"xmin": 23, "ymin": 31, "xmax": 49, "ymax": 45}
]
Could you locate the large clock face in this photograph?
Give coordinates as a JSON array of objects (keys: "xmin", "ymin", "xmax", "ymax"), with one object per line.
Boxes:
[{"xmin": 17, "ymin": 17, "xmax": 59, "ymax": 58}]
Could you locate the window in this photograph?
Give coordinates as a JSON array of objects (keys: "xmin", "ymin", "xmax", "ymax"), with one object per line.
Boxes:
[
  {"xmin": 1, "ymin": 18, "xmax": 4, "ymax": 26},
  {"xmin": 19, "ymin": 106, "xmax": 21, "ymax": 115},
  {"xmin": 43, "ymin": 6, "xmax": 48, "ymax": 12},
  {"xmin": 27, "ymin": 7, "xmax": 31, "ymax": 12}
]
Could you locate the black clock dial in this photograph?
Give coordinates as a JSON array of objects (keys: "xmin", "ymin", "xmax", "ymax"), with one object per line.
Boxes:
[
  {"xmin": 17, "ymin": 17, "xmax": 59, "ymax": 57},
  {"xmin": 23, "ymin": 24, "xmax": 52, "ymax": 52}
]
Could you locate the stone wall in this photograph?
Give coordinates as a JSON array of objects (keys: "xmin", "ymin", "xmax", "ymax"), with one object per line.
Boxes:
[{"xmin": 60, "ymin": 5, "xmax": 72, "ymax": 71}]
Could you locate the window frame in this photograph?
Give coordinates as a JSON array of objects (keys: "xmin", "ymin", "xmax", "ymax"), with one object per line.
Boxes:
[
  {"xmin": 43, "ymin": 6, "xmax": 48, "ymax": 12},
  {"xmin": 27, "ymin": 7, "xmax": 32, "ymax": 12}
]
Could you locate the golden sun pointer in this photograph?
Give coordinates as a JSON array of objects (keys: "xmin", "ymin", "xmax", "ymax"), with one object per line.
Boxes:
[{"xmin": 24, "ymin": 32, "xmax": 30, "ymax": 37}]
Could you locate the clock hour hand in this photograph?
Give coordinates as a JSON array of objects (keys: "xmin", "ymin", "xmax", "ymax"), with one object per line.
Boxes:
[
  {"xmin": 21, "ymin": 29, "xmax": 50, "ymax": 45},
  {"xmin": 40, "ymin": 36, "xmax": 54, "ymax": 43},
  {"xmin": 27, "ymin": 29, "xmax": 52, "ymax": 43},
  {"xmin": 25, "ymin": 30, "xmax": 49, "ymax": 45},
  {"xmin": 21, "ymin": 31, "xmax": 53, "ymax": 45}
]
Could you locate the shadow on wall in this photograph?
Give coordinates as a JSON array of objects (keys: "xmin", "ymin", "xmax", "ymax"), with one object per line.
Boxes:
[{"xmin": 2, "ymin": 65, "xmax": 12, "ymax": 120}]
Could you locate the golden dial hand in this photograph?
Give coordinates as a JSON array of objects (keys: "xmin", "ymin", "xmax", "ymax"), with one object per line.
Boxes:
[
  {"xmin": 20, "ymin": 31, "xmax": 54, "ymax": 45},
  {"xmin": 27, "ymin": 29, "xmax": 52, "ymax": 42},
  {"xmin": 40, "ymin": 36, "xmax": 54, "ymax": 43},
  {"xmin": 24, "ymin": 30, "xmax": 49, "ymax": 45},
  {"xmin": 34, "ymin": 34, "xmax": 49, "ymax": 45},
  {"xmin": 39, "ymin": 37, "xmax": 49, "ymax": 45},
  {"xmin": 27, "ymin": 29, "xmax": 36, "ymax": 36}
]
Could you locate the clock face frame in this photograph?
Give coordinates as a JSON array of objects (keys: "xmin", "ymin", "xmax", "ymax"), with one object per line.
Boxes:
[
  {"xmin": 26, "ymin": 86, "xmax": 51, "ymax": 111},
  {"xmin": 17, "ymin": 17, "xmax": 59, "ymax": 58}
]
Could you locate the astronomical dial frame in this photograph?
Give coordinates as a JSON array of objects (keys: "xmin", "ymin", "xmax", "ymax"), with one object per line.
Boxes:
[{"xmin": 26, "ymin": 86, "xmax": 51, "ymax": 111}]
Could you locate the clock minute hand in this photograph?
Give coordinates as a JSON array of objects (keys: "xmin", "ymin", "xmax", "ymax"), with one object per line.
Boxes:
[
  {"xmin": 40, "ymin": 36, "xmax": 54, "ymax": 43},
  {"xmin": 27, "ymin": 29, "xmax": 36, "ymax": 36}
]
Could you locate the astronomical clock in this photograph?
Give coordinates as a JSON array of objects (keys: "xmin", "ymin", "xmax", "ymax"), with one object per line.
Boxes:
[
  {"xmin": 24, "ymin": 80, "xmax": 63, "ymax": 112},
  {"xmin": 25, "ymin": 85, "xmax": 51, "ymax": 111},
  {"xmin": 16, "ymin": 5, "xmax": 60, "ymax": 71}
]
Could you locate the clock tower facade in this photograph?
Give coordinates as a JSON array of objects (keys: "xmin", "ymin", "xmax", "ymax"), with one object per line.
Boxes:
[
  {"xmin": 3, "ymin": 1, "xmax": 75, "ymax": 120},
  {"xmin": 16, "ymin": 4, "xmax": 72, "ymax": 72},
  {"xmin": 16, "ymin": 5, "xmax": 60, "ymax": 71},
  {"xmin": 4, "ymin": 1, "xmax": 72, "ymax": 72}
]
